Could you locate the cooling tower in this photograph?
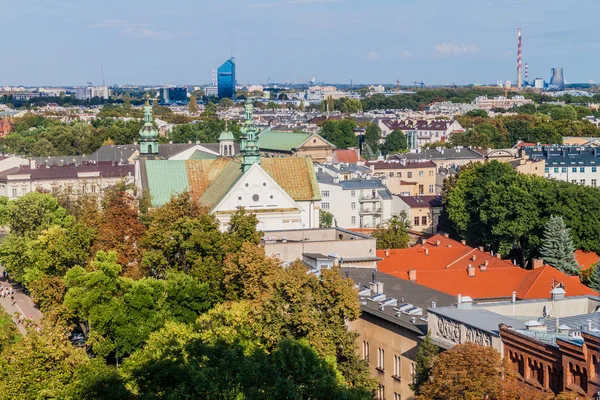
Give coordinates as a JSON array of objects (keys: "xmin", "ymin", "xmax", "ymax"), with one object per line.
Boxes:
[{"xmin": 549, "ymin": 68, "xmax": 565, "ymax": 90}]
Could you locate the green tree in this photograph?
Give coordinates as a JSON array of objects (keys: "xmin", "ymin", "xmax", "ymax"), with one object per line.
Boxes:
[
  {"xmin": 381, "ymin": 129, "xmax": 408, "ymax": 155},
  {"xmin": 6, "ymin": 192, "xmax": 70, "ymax": 236},
  {"xmin": 319, "ymin": 210, "xmax": 334, "ymax": 228},
  {"xmin": 410, "ymin": 332, "xmax": 438, "ymax": 395},
  {"xmin": 372, "ymin": 213, "xmax": 411, "ymax": 249},
  {"xmin": 540, "ymin": 215, "xmax": 579, "ymax": 275},
  {"xmin": 219, "ymin": 98, "xmax": 234, "ymax": 109},
  {"xmin": 549, "ymin": 105, "xmax": 578, "ymax": 121},
  {"xmin": 320, "ymin": 119, "xmax": 358, "ymax": 149},
  {"xmin": 188, "ymin": 95, "xmax": 199, "ymax": 114},
  {"xmin": 588, "ymin": 264, "xmax": 600, "ymax": 291},
  {"xmin": 364, "ymin": 123, "xmax": 381, "ymax": 155},
  {"xmin": 341, "ymin": 98, "xmax": 363, "ymax": 113},
  {"xmin": 123, "ymin": 93, "xmax": 132, "ymax": 114}
]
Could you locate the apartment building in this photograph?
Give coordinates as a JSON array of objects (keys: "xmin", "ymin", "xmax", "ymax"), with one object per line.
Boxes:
[
  {"xmin": 524, "ymin": 146, "xmax": 600, "ymax": 187},
  {"xmin": 366, "ymin": 160, "xmax": 437, "ymax": 195},
  {"xmin": 377, "ymin": 119, "xmax": 464, "ymax": 147},
  {"xmin": 393, "ymin": 195, "xmax": 443, "ymax": 234}
]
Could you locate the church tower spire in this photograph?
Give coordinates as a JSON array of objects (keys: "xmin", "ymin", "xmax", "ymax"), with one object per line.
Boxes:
[
  {"xmin": 240, "ymin": 102, "xmax": 260, "ymax": 172},
  {"xmin": 139, "ymin": 95, "xmax": 160, "ymax": 157}
]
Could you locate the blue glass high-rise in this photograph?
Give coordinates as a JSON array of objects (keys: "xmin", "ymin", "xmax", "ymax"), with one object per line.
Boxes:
[{"xmin": 217, "ymin": 57, "xmax": 236, "ymax": 100}]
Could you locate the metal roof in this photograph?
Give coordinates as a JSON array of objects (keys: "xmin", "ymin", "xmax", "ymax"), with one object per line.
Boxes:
[{"xmin": 429, "ymin": 307, "xmax": 526, "ymax": 336}]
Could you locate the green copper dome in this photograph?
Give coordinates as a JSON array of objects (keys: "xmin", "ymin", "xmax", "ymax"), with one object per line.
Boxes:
[
  {"xmin": 219, "ymin": 130, "xmax": 235, "ymax": 141},
  {"xmin": 139, "ymin": 99, "xmax": 158, "ymax": 140}
]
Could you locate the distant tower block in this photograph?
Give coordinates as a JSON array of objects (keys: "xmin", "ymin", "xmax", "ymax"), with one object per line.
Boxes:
[
  {"xmin": 517, "ymin": 28, "xmax": 523, "ymax": 89},
  {"xmin": 550, "ymin": 68, "xmax": 565, "ymax": 90}
]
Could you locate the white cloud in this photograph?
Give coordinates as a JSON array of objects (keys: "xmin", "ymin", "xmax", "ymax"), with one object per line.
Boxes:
[
  {"xmin": 89, "ymin": 19, "xmax": 187, "ymax": 41},
  {"xmin": 434, "ymin": 42, "xmax": 479, "ymax": 57},
  {"xmin": 366, "ymin": 51, "xmax": 381, "ymax": 61},
  {"xmin": 400, "ymin": 50, "xmax": 412, "ymax": 59},
  {"xmin": 249, "ymin": 0, "xmax": 342, "ymax": 8}
]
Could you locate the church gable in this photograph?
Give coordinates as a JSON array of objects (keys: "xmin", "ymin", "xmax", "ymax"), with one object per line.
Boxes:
[
  {"xmin": 299, "ymin": 134, "xmax": 335, "ymax": 149},
  {"xmin": 213, "ymin": 163, "xmax": 300, "ymax": 213}
]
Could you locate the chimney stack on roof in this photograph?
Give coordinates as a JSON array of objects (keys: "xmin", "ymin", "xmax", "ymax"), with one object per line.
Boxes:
[
  {"xmin": 435, "ymin": 240, "xmax": 440, "ymax": 247},
  {"xmin": 467, "ymin": 264, "xmax": 475, "ymax": 278},
  {"xmin": 512, "ymin": 291, "xmax": 517, "ymax": 304},
  {"xmin": 478, "ymin": 246, "xmax": 484, "ymax": 252},
  {"xmin": 443, "ymin": 233, "xmax": 449, "ymax": 238},
  {"xmin": 496, "ymin": 253, "xmax": 502, "ymax": 259},
  {"xmin": 532, "ymin": 258, "xmax": 544, "ymax": 270},
  {"xmin": 588, "ymin": 319, "xmax": 593, "ymax": 331},
  {"xmin": 471, "ymin": 254, "xmax": 476, "ymax": 262},
  {"xmin": 385, "ymin": 249, "xmax": 390, "ymax": 258},
  {"xmin": 461, "ymin": 240, "xmax": 466, "ymax": 245},
  {"xmin": 457, "ymin": 293, "xmax": 462, "ymax": 304},
  {"xmin": 480, "ymin": 260, "xmax": 488, "ymax": 272},
  {"xmin": 424, "ymin": 248, "xmax": 429, "ymax": 256},
  {"xmin": 408, "ymin": 269, "xmax": 417, "ymax": 282}
]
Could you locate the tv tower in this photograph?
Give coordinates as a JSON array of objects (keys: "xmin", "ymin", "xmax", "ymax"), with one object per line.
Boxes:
[{"xmin": 517, "ymin": 28, "xmax": 523, "ymax": 89}]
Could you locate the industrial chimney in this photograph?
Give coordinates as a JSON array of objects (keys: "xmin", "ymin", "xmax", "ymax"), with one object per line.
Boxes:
[{"xmin": 517, "ymin": 28, "xmax": 523, "ymax": 89}]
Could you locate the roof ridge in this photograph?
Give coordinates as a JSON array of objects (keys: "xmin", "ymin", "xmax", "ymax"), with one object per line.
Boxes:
[
  {"xmin": 445, "ymin": 248, "xmax": 476, "ymax": 269},
  {"xmin": 516, "ymin": 266, "xmax": 547, "ymax": 299}
]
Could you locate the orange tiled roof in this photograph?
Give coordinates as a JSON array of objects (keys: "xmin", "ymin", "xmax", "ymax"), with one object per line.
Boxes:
[
  {"xmin": 332, "ymin": 149, "xmax": 359, "ymax": 164},
  {"xmin": 377, "ymin": 234, "xmax": 598, "ymax": 300},
  {"xmin": 575, "ymin": 250, "xmax": 599, "ymax": 271}
]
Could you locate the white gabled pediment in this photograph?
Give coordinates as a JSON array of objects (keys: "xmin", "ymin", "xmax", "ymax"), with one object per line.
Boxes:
[
  {"xmin": 169, "ymin": 144, "xmax": 220, "ymax": 160},
  {"xmin": 213, "ymin": 163, "xmax": 301, "ymax": 213}
]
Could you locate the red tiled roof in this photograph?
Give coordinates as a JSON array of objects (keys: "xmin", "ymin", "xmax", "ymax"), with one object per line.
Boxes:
[
  {"xmin": 377, "ymin": 234, "xmax": 598, "ymax": 300},
  {"xmin": 575, "ymin": 250, "xmax": 599, "ymax": 271},
  {"xmin": 332, "ymin": 149, "xmax": 359, "ymax": 164}
]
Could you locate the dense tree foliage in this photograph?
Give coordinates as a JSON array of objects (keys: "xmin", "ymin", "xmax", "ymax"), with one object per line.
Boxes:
[
  {"xmin": 320, "ymin": 119, "xmax": 358, "ymax": 149},
  {"xmin": 372, "ymin": 213, "xmax": 411, "ymax": 249},
  {"xmin": 410, "ymin": 332, "xmax": 438, "ymax": 396},
  {"xmin": 441, "ymin": 161, "xmax": 600, "ymax": 264},
  {"xmin": 381, "ymin": 129, "xmax": 408, "ymax": 155},
  {"xmin": 0, "ymin": 190, "xmax": 375, "ymax": 398}
]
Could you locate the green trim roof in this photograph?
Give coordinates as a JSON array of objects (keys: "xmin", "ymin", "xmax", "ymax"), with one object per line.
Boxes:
[
  {"xmin": 257, "ymin": 130, "xmax": 312, "ymax": 152},
  {"xmin": 145, "ymin": 160, "xmax": 189, "ymax": 206},
  {"xmin": 188, "ymin": 150, "xmax": 218, "ymax": 160}
]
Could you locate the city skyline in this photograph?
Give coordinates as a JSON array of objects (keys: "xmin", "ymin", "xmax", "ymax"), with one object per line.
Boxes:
[{"xmin": 3, "ymin": 0, "xmax": 600, "ymax": 86}]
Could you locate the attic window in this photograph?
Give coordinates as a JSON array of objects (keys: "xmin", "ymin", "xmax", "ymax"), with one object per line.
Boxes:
[
  {"xmin": 252, "ymin": 194, "xmax": 260, "ymax": 202},
  {"xmin": 313, "ymin": 139, "xmax": 317, "ymax": 143},
  {"xmin": 263, "ymin": 182, "xmax": 267, "ymax": 186},
  {"xmin": 245, "ymin": 183, "xmax": 249, "ymax": 187}
]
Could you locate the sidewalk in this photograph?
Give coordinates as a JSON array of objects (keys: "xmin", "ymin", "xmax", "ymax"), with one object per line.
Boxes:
[{"xmin": 0, "ymin": 268, "xmax": 43, "ymax": 335}]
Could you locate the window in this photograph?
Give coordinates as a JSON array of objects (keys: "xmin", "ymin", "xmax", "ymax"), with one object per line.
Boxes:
[
  {"xmin": 377, "ymin": 348, "xmax": 385, "ymax": 371},
  {"xmin": 11, "ymin": 188, "xmax": 17, "ymax": 198},
  {"xmin": 407, "ymin": 172, "xmax": 413, "ymax": 179},
  {"xmin": 418, "ymin": 185, "xmax": 424, "ymax": 195},
  {"xmin": 429, "ymin": 170, "xmax": 434, "ymax": 177},
  {"xmin": 321, "ymin": 191, "xmax": 329, "ymax": 198},
  {"xmin": 414, "ymin": 216, "xmax": 420, "ymax": 226},
  {"xmin": 351, "ymin": 216, "xmax": 356, "ymax": 225},
  {"xmin": 91, "ymin": 185, "xmax": 96, "ymax": 193},
  {"xmin": 393, "ymin": 355, "xmax": 401, "ymax": 379},
  {"xmin": 377, "ymin": 385, "xmax": 385, "ymax": 400},
  {"xmin": 52, "ymin": 186, "xmax": 58, "ymax": 194},
  {"xmin": 592, "ymin": 179, "xmax": 597, "ymax": 187},
  {"xmin": 418, "ymin": 171, "xmax": 424, "ymax": 177},
  {"xmin": 321, "ymin": 202, "xmax": 329, "ymax": 210},
  {"xmin": 351, "ymin": 202, "xmax": 356, "ymax": 210},
  {"xmin": 572, "ymin": 180, "xmax": 577, "ymax": 184},
  {"xmin": 428, "ymin": 184, "xmax": 434, "ymax": 194},
  {"xmin": 593, "ymin": 167, "xmax": 598, "ymax": 173},
  {"xmin": 580, "ymin": 179, "xmax": 586, "ymax": 185},
  {"xmin": 572, "ymin": 167, "xmax": 577, "ymax": 173},
  {"xmin": 398, "ymin": 172, "xmax": 402, "ymax": 178},
  {"xmin": 389, "ymin": 172, "xmax": 394, "ymax": 177},
  {"xmin": 411, "ymin": 362, "xmax": 416, "ymax": 378},
  {"xmin": 561, "ymin": 167, "xmax": 567, "ymax": 173},
  {"xmin": 21, "ymin": 188, "xmax": 26, "ymax": 196},
  {"xmin": 544, "ymin": 167, "xmax": 549, "ymax": 173},
  {"xmin": 372, "ymin": 216, "xmax": 377, "ymax": 226},
  {"xmin": 422, "ymin": 216, "xmax": 427, "ymax": 225},
  {"xmin": 351, "ymin": 190, "xmax": 356, "ymax": 197},
  {"xmin": 81, "ymin": 185, "xmax": 87, "ymax": 194},
  {"xmin": 394, "ymin": 393, "xmax": 402, "ymax": 400},
  {"xmin": 580, "ymin": 167, "xmax": 585, "ymax": 173},
  {"xmin": 553, "ymin": 167, "xmax": 559, "ymax": 173},
  {"xmin": 362, "ymin": 341, "xmax": 370, "ymax": 361}
]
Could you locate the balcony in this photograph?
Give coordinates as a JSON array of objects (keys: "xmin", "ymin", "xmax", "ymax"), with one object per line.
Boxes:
[
  {"xmin": 359, "ymin": 207, "xmax": 383, "ymax": 215},
  {"xmin": 359, "ymin": 195, "xmax": 382, "ymax": 203}
]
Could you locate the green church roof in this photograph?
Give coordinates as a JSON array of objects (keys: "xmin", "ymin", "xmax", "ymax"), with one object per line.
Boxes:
[
  {"xmin": 257, "ymin": 130, "xmax": 312, "ymax": 152},
  {"xmin": 145, "ymin": 160, "xmax": 189, "ymax": 206},
  {"xmin": 218, "ymin": 130, "xmax": 235, "ymax": 141}
]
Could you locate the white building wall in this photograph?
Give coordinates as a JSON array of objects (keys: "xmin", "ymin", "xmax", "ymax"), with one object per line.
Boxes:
[{"xmin": 544, "ymin": 165, "xmax": 600, "ymax": 187}]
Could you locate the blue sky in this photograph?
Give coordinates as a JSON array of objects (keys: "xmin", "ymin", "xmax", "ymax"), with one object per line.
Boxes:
[{"xmin": 2, "ymin": 0, "xmax": 599, "ymax": 86}]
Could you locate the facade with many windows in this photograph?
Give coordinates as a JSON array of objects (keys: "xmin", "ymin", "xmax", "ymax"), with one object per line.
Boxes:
[
  {"xmin": 524, "ymin": 146, "xmax": 600, "ymax": 187},
  {"xmin": 366, "ymin": 160, "xmax": 438, "ymax": 196},
  {"xmin": 217, "ymin": 57, "xmax": 236, "ymax": 100}
]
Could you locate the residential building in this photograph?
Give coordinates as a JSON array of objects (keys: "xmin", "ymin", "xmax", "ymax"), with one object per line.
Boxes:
[
  {"xmin": 0, "ymin": 161, "xmax": 134, "ymax": 200},
  {"xmin": 159, "ymin": 87, "xmax": 188, "ymax": 105},
  {"xmin": 315, "ymin": 163, "xmax": 371, "ymax": 182},
  {"xmin": 75, "ymin": 86, "xmax": 110, "ymax": 100},
  {"xmin": 524, "ymin": 146, "xmax": 600, "ymax": 187},
  {"xmin": 257, "ymin": 129, "xmax": 335, "ymax": 163},
  {"xmin": 397, "ymin": 147, "xmax": 485, "ymax": 169},
  {"xmin": 377, "ymin": 234, "xmax": 597, "ymax": 302},
  {"xmin": 262, "ymin": 228, "xmax": 380, "ymax": 269},
  {"xmin": 137, "ymin": 103, "xmax": 321, "ymax": 231},
  {"xmin": 345, "ymin": 268, "xmax": 455, "ymax": 400},
  {"xmin": 393, "ymin": 195, "xmax": 443, "ymax": 234},
  {"xmin": 473, "ymin": 95, "xmax": 533, "ymax": 111},
  {"xmin": 317, "ymin": 177, "xmax": 392, "ymax": 229},
  {"xmin": 12, "ymin": 92, "xmax": 48, "ymax": 101},
  {"xmin": 377, "ymin": 119, "xmax": 464, "ymax": 147},
  {"xmin": 204, "ymin": 86, "xmax": 218, "ymax": 98},
  {"xmin": 366, "ymin": 160, "xmax": 437, "ymax": 195},
  {"xmin": 217, "ymin": 57, "xmax": 236, "ymax": 100}
]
